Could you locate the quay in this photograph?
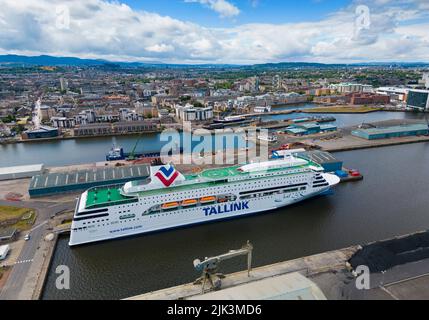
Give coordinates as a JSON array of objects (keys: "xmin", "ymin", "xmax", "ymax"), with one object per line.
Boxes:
[{"xmin": 127, "ymin": 230, "xmax": 429, "ymax": 300}]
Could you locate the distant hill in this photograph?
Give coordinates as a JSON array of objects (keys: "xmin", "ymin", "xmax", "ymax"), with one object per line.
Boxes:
[
  {"xmin": 0, "ymin": 54, "xmax": 427, "ymax": 69},
  {"xmin": 0, "ymin": 54, "xmax": 109, "ymax": 66},
  {"xmin": 251, "ymin": 62, "xmax": 345, "ymax": 69}
]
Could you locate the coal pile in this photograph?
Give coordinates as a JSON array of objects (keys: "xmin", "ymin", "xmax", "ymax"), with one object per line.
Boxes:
[{"xmin": 349, "ymin": 231, "xmax": 429, "ymax": 273}]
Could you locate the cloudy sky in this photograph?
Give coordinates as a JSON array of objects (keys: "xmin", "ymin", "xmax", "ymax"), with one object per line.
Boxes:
[{"xmin": 0, "ymin": 0, "xmax": 428, "ymax": 64}]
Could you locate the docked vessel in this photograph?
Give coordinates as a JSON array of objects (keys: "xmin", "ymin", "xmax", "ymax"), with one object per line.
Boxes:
[
  {"xmin": 105, "ymin": 145, "xmax": 183, "ymax": 161},
  {"xmin": 69, "ymin": 155, "xmax": 340, "ymax": 246}
]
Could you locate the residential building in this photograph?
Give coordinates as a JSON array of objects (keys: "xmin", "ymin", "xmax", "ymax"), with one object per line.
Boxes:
[
  {"xmin": 175, "ymin": 104, "xmax": 214, "ymax": 122},
  {"xmin": 329, "ymin": 83, "xmax": 373, "ymax": 94},
  {"xmin": 51, "ymin": 117, "xmax": 76, "ymax": 128}
]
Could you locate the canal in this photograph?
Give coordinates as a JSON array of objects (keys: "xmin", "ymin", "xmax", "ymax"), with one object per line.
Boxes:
[{"xmin": 41, "ymin": 142, "xmax": 429, "ymax": 300}]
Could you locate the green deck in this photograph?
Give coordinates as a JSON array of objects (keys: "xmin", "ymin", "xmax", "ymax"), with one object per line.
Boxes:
[
  {"xmin": 85, "ymin": 160, "xmax": 322, "ymax": 209},
  {"xmin": 86, "ymin": 187, "xmax": 137, "ymax": 209},
  {"xmin": 198, "ymin": 166, "xmax": 242, "ymax": 180}
]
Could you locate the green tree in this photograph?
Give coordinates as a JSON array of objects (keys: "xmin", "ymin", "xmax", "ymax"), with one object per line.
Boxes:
[{"xmin": 193, "ymin": 101, "xmax": 204, "ymax": 108}]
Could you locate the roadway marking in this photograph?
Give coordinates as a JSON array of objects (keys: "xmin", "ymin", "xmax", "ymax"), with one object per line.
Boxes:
[
  {"xmin": 30, "ymin": 220, "xmax": 49, "ymax": 232},
  {"xmin": 13, "ymin": 259, "xmax": 34, "ymax": 265},
  {"xmin": 384, "ymin": 272, "xmax": 429, "ymax": 287},
  {"xmin": 379, "ymin": 286, "xmax": 400, "ymax": 300}
]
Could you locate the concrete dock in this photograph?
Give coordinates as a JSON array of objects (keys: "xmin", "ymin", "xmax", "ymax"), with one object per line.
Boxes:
[
  {"xmin": 126, "ymin": 230, "xmax": 429, "ymax": 300},
  {"xmin": 126, "ymin": 246, "xmax": 360, "ymax": 300}
]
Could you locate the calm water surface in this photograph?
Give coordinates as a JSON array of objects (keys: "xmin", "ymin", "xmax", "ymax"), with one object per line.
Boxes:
[{"xmin": 42, "ymin": 143, "xmax": 429, "ymax": 300}]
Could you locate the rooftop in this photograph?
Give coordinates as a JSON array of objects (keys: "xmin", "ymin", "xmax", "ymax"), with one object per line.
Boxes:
[
  {"xmin": 0, "ymin": 164, "xmax": 44, "ymax": 176},
  {"xmin": 353, "ymin": 124, "xmax": 429, "ymax": 135},
  {"xmin": 30, "ymin": 164, "xmax": 149, "ymax": 191}
]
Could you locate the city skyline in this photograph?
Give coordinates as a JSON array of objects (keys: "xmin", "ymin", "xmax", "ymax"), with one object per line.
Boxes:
[{"xmin": 0, "ymin": 0, "xmax": 428, "ymax": 65}]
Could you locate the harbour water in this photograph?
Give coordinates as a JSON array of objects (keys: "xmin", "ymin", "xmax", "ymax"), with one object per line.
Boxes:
[
  {"xmin": 0, "ymin": 110, "xmax": 424, "ymax": 167},
  {"xmin": 0, "ymin": 132, "xmax": 251, "ymax": 167},
  {"xmin": 41, "ymin": 143, "xmax": 429, "ymax": 300}
]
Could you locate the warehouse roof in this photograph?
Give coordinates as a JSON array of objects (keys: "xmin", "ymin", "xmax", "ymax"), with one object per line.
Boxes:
[
  {"xmin": 189, "ymin": 272, "xmax": 327, "ymax": 300},
  {"xmin": 24, "ymin": 126, "xmax": 58, "ymax": 134},
  {"xmin": 353, "ymin": 124, "xmax": 428, "ymax": 135},
  {"xmin": 296, "ymin": 150, "xmax": 341, "ymax": 165},
  {"xmin": 29, "ymin": 164, "xmax": 150, "ymax": 191},
  {"xmin": 0, "ymin": 227, "xmax": 17, "ymax": 241},
  {"xmin": 0, "ymin": 164, "xmax": 44, "ymax": 176}
]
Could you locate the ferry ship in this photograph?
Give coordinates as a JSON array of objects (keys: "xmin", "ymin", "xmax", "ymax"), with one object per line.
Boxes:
[{"xmin": 69, "ymin": 155, "xmax": 340, "ymax": 246}]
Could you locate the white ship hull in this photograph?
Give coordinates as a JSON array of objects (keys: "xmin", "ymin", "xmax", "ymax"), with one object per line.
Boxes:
[{"xmin": 69, "ymin": 171, "xmax": 339, "ymax": 247}]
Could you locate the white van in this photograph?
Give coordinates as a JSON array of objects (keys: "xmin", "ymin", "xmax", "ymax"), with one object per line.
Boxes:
[{"xmin": 0, "ymin": 244, "xmax": 10, "ymax": 261}]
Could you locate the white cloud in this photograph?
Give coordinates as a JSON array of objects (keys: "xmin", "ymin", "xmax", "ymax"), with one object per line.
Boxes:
[
  {"xmin": 0, "ymin": 0, "xmax": 428, "ymax": 64},
  {"xmin": 184, "ymin": 0, "xmax": 240, "ymax": 18}
]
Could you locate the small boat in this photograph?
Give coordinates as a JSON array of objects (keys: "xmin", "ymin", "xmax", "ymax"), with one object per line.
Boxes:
[{"xmin": 200, "ymin": 196, "xmax": 216, "ymax": 203}]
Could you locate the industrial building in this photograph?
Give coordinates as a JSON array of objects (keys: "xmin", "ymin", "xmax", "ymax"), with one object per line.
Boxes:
[
  {"xmin": 22, "ymin": 126, "xmax": 59, "ymax": 140},
  {"xmin": 352, "ymin": 124, "xmax": 429, "ymax": 140},
  {"xmin": 285, "ymin": 123, "xmax": 337, "ymax": 136},
  {"xmin": 28, "ymin": 164, "xmax": 150, "ymax": 197},
  {"xmin": 0, "ymin": 164, "xmax": 45, "ymax": 181}
]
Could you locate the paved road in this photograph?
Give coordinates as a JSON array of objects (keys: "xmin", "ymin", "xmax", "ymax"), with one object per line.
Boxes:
[{"xmin": 0, "ymin": 200, "xmax": 75, "ymax": 300}]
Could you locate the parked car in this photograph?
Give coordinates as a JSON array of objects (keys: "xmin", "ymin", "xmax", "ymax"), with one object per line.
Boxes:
[{"xmin": 24, "ymin": 234, "xmax": 30, "ymax": 241}]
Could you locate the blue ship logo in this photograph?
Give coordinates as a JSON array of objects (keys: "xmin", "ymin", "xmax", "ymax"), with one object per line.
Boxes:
[
  {"xmin": 155, "ymin": 165, "xmax": 179, "ymax": 187},
  {"xmin": 158, "ymin": 165, "xmax": 175, "ymax": 177},
  {"xmin": 203, "ymin": 201, "xmax": 250, "ymax": 216}
]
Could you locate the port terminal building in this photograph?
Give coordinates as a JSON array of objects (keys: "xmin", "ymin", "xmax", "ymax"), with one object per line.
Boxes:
[
  {"xmin": 28, "ymin": 164, "xmax": 149, "ymax": 197},
  {"xmin": 21, "ymin": 126, "xmax": 59, "ymax": 140},
  {"xmin": 351, "ymin": 124, "xmax": 429, "ymax": 140}
]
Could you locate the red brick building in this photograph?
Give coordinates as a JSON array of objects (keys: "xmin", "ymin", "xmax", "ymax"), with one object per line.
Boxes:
[{"xmin": 349, "ymin": 93, "xmax": 390, "ymax": 105}]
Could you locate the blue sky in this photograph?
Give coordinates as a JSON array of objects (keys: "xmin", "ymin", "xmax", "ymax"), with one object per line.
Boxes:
[
  {"xmin": 0, "ymin": 0, "xmax": 428, "ymax": 64},
  {"xmin": 124, "ymin": 0, "xmax": 351, "ymax": 27}
]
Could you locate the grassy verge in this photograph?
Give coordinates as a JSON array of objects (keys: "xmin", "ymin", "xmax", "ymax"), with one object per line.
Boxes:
[
  {"xmin": 0, "ymin": 205, "xmax": 36, "ymax": 231},
  {"xmin": 0, "ymin": 206, "xmax": 30, "ymax": 220},
  {"xmin": 305, "ymin": 106, "xmax": 382, "ymax": 113}
]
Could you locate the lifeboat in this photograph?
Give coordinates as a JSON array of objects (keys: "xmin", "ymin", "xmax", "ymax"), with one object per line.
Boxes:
[
  {"xmin": 182, "ymin": 199, "xmax": 198, "ymax": 207},
  {"xmin": 161, "ymin": 202, "xmax": 179, "ymax": 209},
  {"xmin": 200, "ymin": 196, "xmax": 216, "ymax": 203}
]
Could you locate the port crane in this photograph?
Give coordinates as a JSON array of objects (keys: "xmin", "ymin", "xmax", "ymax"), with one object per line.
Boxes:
[
  {"xmin": 193, "ymin": 241, "xmax": 253, "ymax": 293},
  {"xmin": 126, "ymin": 136, "xmax": 142, "ymax": 161}
]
